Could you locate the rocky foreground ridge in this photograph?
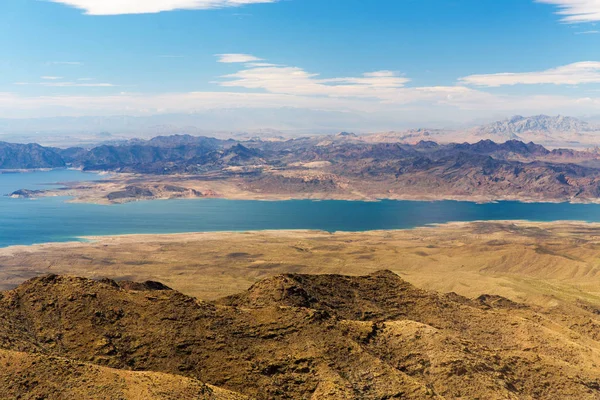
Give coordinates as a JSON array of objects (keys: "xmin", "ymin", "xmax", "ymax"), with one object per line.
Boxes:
[{"xmin": 1, "ymin": 271, "xmax": 600, "ymax": 399}]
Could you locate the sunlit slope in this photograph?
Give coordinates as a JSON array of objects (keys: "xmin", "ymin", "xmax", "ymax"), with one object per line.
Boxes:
[
  {"xmin": 2, "ymin": 272, "xmax": 600, "ymax": 399},
  {"xmin": 0, "ymin": 349, "xmax": 247, "ymax": 400}
]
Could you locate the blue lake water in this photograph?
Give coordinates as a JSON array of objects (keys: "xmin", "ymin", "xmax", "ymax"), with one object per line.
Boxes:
[{"xmin": 2, "ymin": 170, "xmax": 600, "ymax": 248}]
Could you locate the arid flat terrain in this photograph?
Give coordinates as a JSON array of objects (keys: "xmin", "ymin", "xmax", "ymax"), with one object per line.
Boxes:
[{"xmin": 3, "ymin": 221, "xmax": 600, "ymax": 309}]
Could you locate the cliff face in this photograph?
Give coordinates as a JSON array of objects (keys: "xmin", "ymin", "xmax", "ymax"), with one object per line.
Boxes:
[{"xmin": 1, "ymin": 271, "xmax": 600, "ymax": 399}]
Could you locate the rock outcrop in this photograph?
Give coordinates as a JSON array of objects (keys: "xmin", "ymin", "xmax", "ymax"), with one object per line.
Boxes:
[{"xmin": 1, "ymin": 271, "xmax": 600, "ymax": 399}]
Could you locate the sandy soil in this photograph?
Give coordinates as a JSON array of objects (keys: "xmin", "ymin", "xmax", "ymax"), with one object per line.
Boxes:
[{"xmin": 3, "ymin": 221, "xmax": 600, "ymax": 308}]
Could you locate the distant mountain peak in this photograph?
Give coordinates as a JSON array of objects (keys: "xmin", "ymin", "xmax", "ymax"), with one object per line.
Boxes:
[
  {"xmin": 472, "ymin": 115, "xmax": 596, "ymax": 143},
  {"xmin": 337, "ymin": 131, "xmax": 357, "ymax": 137}
]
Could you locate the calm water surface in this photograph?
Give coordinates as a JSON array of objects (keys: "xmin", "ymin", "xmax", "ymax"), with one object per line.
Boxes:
[{"xmin": 1, "ymin": 170, "xmax": 600, "ymax": 248}]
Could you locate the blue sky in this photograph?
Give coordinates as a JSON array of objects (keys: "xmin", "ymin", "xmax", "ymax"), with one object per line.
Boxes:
[{"xmin": 0, "ymin": 0, "xmax": 599, "ymax": 128}]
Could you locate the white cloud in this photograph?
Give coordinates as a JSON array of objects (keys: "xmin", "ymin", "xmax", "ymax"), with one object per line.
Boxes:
[
  {"xmin": 41, "ymin": 76, "xmax": 63, "ymax": 80},
  {"xmin": 217, "ymin": 54, "xmax": 263, "ymax": 63},
  {"xmin": 459, "ymin": 62, "xmax": 600, "ymax": 87},
  {"xmin": 9, "ymin": 55, "xmax": 484, "ymax": 119},
  {"xmin": 8, "ymin": 54, "xmax": 600, "ymax": 125},
  {"xmin": 47, "ymin": 0, "xmax": 279, "ymax": 15},
  {"xmin": 575, "ymin": 30, "xmax": 600, "ymax": 34},
  {"xmin": 537, "ymin": 0, "xmax": 600, "ymax": 23},
  {"xmin": 211, "ymin": 56, "xmax": 600, "ymax": 117},
  {"xmin": 217, "ymin": 56, "xmax": 411, "ymax": 99}
]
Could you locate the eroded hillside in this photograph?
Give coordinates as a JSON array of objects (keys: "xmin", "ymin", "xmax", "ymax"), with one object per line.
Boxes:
[{"xmin": 1, "ymin": 271, "xmax": 600, "ymax": 399}]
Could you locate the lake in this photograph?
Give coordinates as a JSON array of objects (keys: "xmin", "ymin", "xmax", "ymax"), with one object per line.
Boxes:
[{"xmin": 2, "ymin": 169, "xmax": 600, "ymax": 248}]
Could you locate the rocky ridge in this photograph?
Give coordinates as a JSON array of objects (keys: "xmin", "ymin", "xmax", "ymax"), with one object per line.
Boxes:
[
  {"xmin": 0, "ymin": 141, "xmax": 66, "ymax": 169},
  {"xmin": 1, "ymin": 271, "xmax": 600, "ymax": 399}
]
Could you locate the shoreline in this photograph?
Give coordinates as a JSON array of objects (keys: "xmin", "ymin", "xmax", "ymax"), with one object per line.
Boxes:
[
  {"xmin": 5, "ymin": 168, "xmax": 600, "ymax": 205},
  {"xmin": 3, "ymin": 220, "xmax": 600, "ymax": 308},
  {"xmin": 2, "ymin": 219, "xmax": 599, "ymax": 254},
  {"xmin": 0, "ymin": 167, "xmax": 111, "ymax": 174},
  {"xmin": 13, "ymin": 184, "xmax": 600, "ymax": 206}
]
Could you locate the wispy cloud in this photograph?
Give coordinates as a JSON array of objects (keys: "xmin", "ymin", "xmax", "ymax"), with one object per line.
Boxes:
[
  {"xmin": 2, "ymin": 88, "xmax": 600, "ymax": 126},
  {"xmin": 47, "ymin": 0, "xmax": 280, "ymax": 16},
  {"xmin": 41, "ymin": 76, "xmax": 63, "ymax": 80},
  {"xmin": 46, "ymin": 82, "xmax": 116, "ymax": 87},
  {"xmin": 575, "ymin": 30, "xmax": 600, "ymax": 34},
  {"xmin": 6, "ymin": 54, "xmax": 489, "ymax": 119},
  {"xmin": 47, "ymin": 61, "xmax": 83, "ymax": 66},
  {"xmin": 537, "ymin": 0, "xmax": 600, "ymax": 23},
  {"xmin": 217, "ymin": 55, "xmax": 412, "ymax": 99},
  {"xmin": 246, "ymin": 62, "xmax": 281, "ymax": 67},
  {"xmin": 9, "ymin": 52, "xmax": 600, "ymax": 125},
  {"xmin": 459, "ymin": 62, "xmax": 600, "ymax": 87},
  {"xmin": 217, "ymin": 53, "xmax": 263, "ymax": 63},
  {"xmin": 14, "ymin": 81, "xmax": 116, "ymax": 87}
]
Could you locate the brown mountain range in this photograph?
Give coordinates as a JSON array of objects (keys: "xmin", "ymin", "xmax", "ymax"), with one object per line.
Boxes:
[{"xmin": 2, "ymin": 271, "xmax": 600, "ymax": 399}]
